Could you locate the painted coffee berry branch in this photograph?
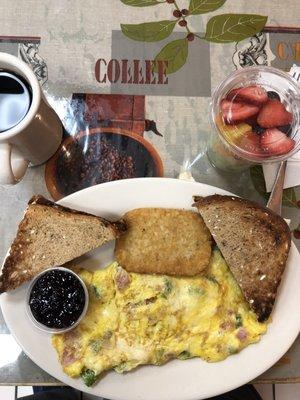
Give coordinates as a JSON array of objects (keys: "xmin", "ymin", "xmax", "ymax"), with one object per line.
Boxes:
[
  {"xmin": 120, "ymin": 0, "xmax": 268, "ymax": 74},
  {"xmin": 170, "ymin": 0, "xmax": 201, "ymax": 41}
]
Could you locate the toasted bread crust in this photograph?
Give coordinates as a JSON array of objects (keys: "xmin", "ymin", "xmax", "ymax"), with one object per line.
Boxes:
[
  {"xmin": 29, "ymin": 195, "xmax": 127, "ymax": 234},
  {"xmin": 0, "ymin": 195, "xmax": 126, "ymax": 293},
  {"xmin": 193, "ymin": 195, "xmax": 291, "ymax": 321}
]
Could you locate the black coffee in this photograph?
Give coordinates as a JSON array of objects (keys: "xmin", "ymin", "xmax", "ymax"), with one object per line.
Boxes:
[{"xmin": 0, "ymin": 69, "xmax": 31, "ymax": 132}]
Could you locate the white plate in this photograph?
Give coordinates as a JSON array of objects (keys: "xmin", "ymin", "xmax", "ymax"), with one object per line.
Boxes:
[{"xmin": 1, "ymin": 178, "xmax": 300, "ymax": 400}]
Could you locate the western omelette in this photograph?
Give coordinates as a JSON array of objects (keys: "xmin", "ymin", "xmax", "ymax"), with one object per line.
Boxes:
[{"xmin": 52, "ymin": 250, "xmax": 268, "ymax": 386}]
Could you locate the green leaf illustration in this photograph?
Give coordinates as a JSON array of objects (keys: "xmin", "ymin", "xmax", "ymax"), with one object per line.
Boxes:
[
  {"xmin": 282, "ymin": 188, "xmax": 299, "ymax": 209},
  {"xmin": 121, "ymin": 0, "xmax": 164, "ymax": 6},
  {"xmin": 121, "ymin": 20, "xmax": 177, "ymax": 42},
  {"xmin": 189, "ymin": 0, "xmax": 227, "ymax": 15},
  {"xmin": 204, "ymin": 13, "xmax": 268, "ymax": 43},
  {"xmin": 250, "ymin": 165, "xmax": 268, "ymax": 199},
  {"xmin": 154, "ymin": 39, "xmax": 188, "ymax": 74},
  {"xmin": 250, "ymin": 165, "xmax": 299, "ymax": 208}
]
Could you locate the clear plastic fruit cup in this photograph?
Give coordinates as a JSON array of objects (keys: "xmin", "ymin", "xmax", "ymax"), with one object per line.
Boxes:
[{"xmin": 207, "ymin": 66, "xmax": 300, "ymax": 172}]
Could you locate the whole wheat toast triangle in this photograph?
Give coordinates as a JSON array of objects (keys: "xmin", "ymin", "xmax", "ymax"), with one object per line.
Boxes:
[
  {"xmin": 0, "ymin": 195, "xmax": 126, "ymax": 293},
  {"xmin": 193, "ymin": 194, "xmax": 291, "ymax": 322}
]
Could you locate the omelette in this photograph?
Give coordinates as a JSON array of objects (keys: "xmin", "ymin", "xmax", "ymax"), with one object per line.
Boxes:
[{"xmin": 52, "ymin": 250, "xmax": 268, "ymax": 386}]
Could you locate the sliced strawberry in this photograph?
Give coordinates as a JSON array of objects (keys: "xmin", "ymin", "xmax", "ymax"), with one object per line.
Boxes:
[
  {"xmin": 221, "ymin": 99, "xmax": 259, "ymax": 124},
  {"xmin": 227, "ymin": 85, "xmax": 268, "ymax": 105},
  {"xmin": 257, "ymin": 99, "xmax": 293, "ymax": 128},
  {"xmin": 261, "ymin": 128, "xmax": 295, "ymax": 156},
  {"xmin": 226, "ymin": 88, "xmax": 240, "ymax": 101},
  {"xmin": 238, "ymin": 131, "xmax": 264, "ymax": 156}
]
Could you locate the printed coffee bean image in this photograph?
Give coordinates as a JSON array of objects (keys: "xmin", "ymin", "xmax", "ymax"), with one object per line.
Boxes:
[{"xmin": 55, "ymin": 132, "xmax": 159, "ymax": 196}]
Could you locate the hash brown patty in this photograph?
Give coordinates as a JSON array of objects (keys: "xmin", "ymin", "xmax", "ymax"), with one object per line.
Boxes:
[{"xmin": 115, "ymin": 208, "xmax": 212, "ymax": 276}]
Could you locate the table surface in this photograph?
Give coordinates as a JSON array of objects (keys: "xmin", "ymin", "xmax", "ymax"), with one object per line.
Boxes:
[{"xmin": 0, "ymin": 0, "xmax": 300, "ymax": 388}]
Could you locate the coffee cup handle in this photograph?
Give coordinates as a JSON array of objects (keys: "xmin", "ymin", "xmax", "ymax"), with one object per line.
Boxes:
[{"xmin": 0, "ymin": 143, "xmax": 29, "ymax": 184}]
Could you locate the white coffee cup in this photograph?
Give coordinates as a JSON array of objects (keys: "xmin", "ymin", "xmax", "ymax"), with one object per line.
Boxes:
[{"xmin": 0, "ymin": 52, "xmax": 62, "ymax": 184}]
